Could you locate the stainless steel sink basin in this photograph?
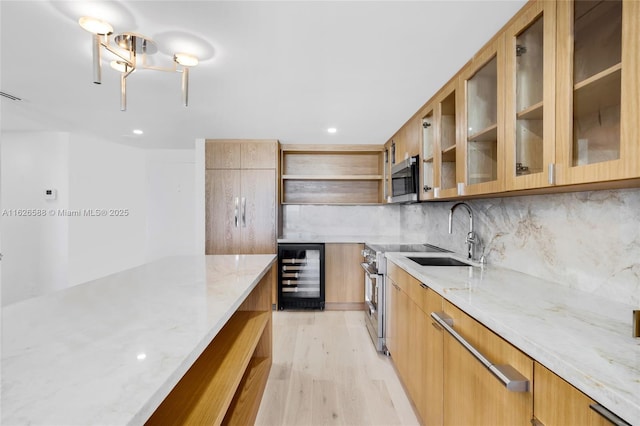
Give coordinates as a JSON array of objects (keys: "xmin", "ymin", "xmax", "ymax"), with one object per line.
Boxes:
[{"xmin": 407, "ymin": 256, "xmax": 472, "ymax": 267}]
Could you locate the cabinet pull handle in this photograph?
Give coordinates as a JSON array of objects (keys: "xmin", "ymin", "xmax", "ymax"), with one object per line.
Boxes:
[
  {"xmin": 589, "ymin": 404, "xmax": 631, "ymax": 426},
  {"xmin": 431, "ymin": 311, "xmax": 530, "ymax": 392},
  {"xmin": 234, "ymin": 197, "xmax": 239, "ymax": 228},
  {"xmin": 241, "ymin": 197, "xmax": 246, "ymax": 227},
  {"xmin": 420, "ymin": 283, "xmax": 429, "ymax": 290},
  {"xmin": 548, "ymin": 163, "xmax": 556, "ymax": 185}
]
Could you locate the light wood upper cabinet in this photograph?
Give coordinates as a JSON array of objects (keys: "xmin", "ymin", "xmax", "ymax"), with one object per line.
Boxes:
[
  {"xmin": 554, "ymin": 0, "xmax": 639, "ymax": 185},
  {"xmin": 206, "ymin": 139, "xmax": 277, "ymax": 170},
  {"xmin": 504, "ymin": 0, "xmax": 557, "ymax": 190},
  {"xmin": 460, "ymin": 34, "xmax": 506, "ymax": 196},
  {"xmin": 533, "ymin": 362, "xmax": 617, "ymax": 426},
  {"xmin": 421, "ymin": 102, "xmax": 437, "ymax": 200},
  {"xmin": 421, "ymin": 77, "xmax": 463, "ymax": 200}
]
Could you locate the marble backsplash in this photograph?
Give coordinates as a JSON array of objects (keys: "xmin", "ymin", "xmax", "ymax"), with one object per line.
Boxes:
[{"xmin": 281, "ymin": 188, "xmax": 640, "ymax": 306}]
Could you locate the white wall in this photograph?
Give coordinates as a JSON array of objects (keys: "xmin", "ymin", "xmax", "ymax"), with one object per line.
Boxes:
[
  {"xmin": 1, "ymin": 131, "xmax": 201, "ymax": 306},
  {"xmin": 1, "ymin": 132, "xmax": 70, "ymax": 305},
  {"xmin": 67, "ymin": 133, "xmax": 147, "ymax": 286},
  {"xmin": 145, "ymin": 149, "xmax": 197, "ymax": 261}
]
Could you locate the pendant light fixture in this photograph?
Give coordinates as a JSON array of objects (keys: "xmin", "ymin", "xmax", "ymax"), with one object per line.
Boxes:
[{"xmin": 79, "ymin": 16, "xmax": 198, "ymax": 111}]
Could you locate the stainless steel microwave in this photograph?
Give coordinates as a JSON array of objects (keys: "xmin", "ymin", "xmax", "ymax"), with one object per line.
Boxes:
[{"xmin": 391, "ymin": 155, "xmax": 419, "ymax": 203}]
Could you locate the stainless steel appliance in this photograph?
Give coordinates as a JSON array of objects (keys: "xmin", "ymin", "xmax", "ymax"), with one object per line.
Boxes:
[
  {"xmin": 391, "ymin": 155, "xmax": 419, "ymax": 203},
  {"xmin": 361, "ymin": 242, "xmax": 449, "ymax": 353}
]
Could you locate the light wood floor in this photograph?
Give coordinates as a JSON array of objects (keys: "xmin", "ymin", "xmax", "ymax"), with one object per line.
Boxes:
[{"xmin": 255, "ymin": 311, "xmax": 420, "ymax": 426}]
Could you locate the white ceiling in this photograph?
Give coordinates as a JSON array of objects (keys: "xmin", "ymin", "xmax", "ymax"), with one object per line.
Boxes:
[{"xmin": 1, "ymin": 1, "xmax": 526, "ymax": 149}]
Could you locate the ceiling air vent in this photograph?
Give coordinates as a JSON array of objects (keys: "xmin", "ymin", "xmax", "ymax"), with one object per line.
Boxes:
[{"xmin": 0, "ymin": 91, "xmax": 22, "ymax": 101}]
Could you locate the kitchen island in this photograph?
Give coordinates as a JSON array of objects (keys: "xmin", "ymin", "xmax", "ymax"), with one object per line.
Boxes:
[{"xmin": 1, "ymin": 254, "xmax": 276, "ymax": 425}]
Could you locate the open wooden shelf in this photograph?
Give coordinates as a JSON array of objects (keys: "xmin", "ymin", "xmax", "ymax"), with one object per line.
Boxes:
[
  {"xmin": 468, "ymin": 124, "xmax": 498, "ymax": 142},
  {"xmin": 441, "ymin": 145, "xmax": 457, "ymax": 163},
  {"xmin": 222, "ymin": 356, "xmax": 271, "ymax": 425},
  {"xmin": 517, "ymin": 101, "xmax": 544, "ymax": 120},
  {"xmin": 146, "ymin": 309, "xmax": 270, "ymax": 426},
  {"xmin": 281, "ymin": 144, "xmax": 385, "ymax": 204},
  {"xmin": 573, "ymin": 63, "xmax": 621, "ymax": 117}
]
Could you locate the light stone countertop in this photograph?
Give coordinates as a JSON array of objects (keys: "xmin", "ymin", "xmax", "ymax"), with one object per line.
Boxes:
[
  {"xmin": 1, "ymin": 254, "xmax": 277, "ymax": 426},
  {"xmin": 385, "ymin": 252, "xmax": 640, "ymax": 425}
]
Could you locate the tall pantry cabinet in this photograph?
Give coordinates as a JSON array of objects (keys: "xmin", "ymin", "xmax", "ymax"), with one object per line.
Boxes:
[{"xmin": 205, "ymin": 140, "xmax": 279, "ymax": 255}]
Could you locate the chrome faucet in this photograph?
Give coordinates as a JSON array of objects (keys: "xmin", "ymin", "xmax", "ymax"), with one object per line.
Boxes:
[{"xmin": 448, "ymin": 202, "xmax": 478, "ymax": 261}]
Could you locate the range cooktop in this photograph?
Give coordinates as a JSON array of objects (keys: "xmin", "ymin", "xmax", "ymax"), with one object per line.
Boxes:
[{"xmin": 365, "ymin": 243, "xmax": 450, "ymax": 253}]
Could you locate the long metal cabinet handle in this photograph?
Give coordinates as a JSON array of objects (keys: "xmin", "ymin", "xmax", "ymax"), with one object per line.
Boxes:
[
  {"xmin": 241, "ymin": 197, "xmax": 246, "ymax": 227},
  {"xmin": 431, "ymin": 311, "xmax": 530, "ymax": 392},
  {"xmin": 234, "ymin": 197, "xmax": 239, "ymax": 228},
  {"xmin": 589, "ymin": 404, "xmax": 631, "ymax": 426}
]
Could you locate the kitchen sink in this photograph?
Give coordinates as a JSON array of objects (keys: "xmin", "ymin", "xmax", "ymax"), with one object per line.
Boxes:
[{"xmin": 407, "ymin": 256, "xmax": 473, "ymax": 267}]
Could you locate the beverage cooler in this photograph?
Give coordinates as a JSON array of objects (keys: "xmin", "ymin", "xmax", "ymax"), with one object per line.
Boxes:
[{"xmin": 277, "ymin": 243, "xmax": 325, "ymax": 310}]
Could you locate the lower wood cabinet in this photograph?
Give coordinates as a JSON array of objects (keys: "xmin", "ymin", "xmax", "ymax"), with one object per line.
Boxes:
[
  {"xmin": 387, "ymin": 260, "xmax": 533, "ymax": 426},
  {"xmin": 441, "ymin": 301, "xmax": 533, "ymax": 426},
  {"xmin": 324, "ymin": 243, "xmax": 365, "ymax": 310},
  {"xmin": 387, "ymin": 262, "xmax": 444, "ymax": 426},
  {"xmin": 387, "ymin": 261, "xmax": 628, "ymax": 426},
  {"xmin": 533, "ymin": 362, "xmax": 616, "ymax": 426}
]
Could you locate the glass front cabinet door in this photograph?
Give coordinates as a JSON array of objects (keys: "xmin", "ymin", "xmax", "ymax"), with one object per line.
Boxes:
[
  {"xmin": 420, "ymin": 77, "xmax": 461, "ymax": 201},
  {"xmin": 505, "ymin": 0, "xmax": 556, "ymax": 190},
  {"xmin": 461, "ymin": 35, "xmax": 505, "ymax": 196},
  {"xmin": 555, "ymin": 0, "xmax": 639, "ymax": 185},
  {"xmin": 421, "ymin": 105, "xmax": 436, "ymax": 200}
]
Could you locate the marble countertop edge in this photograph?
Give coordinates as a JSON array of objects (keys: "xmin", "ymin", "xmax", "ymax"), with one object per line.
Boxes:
[{"xmin": 132, "ymin": 254, "xmax": 277, "ymax": 425}]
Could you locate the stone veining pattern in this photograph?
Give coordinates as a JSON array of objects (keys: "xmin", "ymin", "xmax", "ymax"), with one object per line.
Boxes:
[{"xmin": 282, "ymin": 188, "xmax": 640, "ymax": 306}]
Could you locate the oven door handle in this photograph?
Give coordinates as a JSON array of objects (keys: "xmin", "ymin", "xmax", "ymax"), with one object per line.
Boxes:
[{"xmin": 360, "ymin": 262, "xmax": 380, "ymax": 278}]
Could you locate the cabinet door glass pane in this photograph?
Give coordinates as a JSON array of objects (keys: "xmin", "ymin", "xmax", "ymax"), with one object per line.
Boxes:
[
  {"xmin": 467, "ymin": 56, "xmax": 498, "ymax": 185},
  {"xmin": 423, "ymin": 112, "xmax": 434, "ymax": 191},
  {"xmin": 280, "ymin": 248, "xmax": 321, "ymax": 298},
  {"xmin": 515, "ymin": 15, "xmax": 544, "ymax": 176},
  {"xmin": 440, "ymin": 91, "xmax": 457, "ymax": 190},
  {"xmin": 572, "ymin": 0, "xmax": 622, "ymax": 166}
]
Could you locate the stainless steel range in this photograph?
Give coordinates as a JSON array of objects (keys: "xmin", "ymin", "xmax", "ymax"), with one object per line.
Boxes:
[{"xmin": 361, "ymin": 242, "xmax": 449, "ymax": 353}]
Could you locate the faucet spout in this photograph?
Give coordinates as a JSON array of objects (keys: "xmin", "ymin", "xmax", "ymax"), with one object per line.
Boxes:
[{"xmin": 449, "ymin": 202, "xmax": 476, "ymax": 260}]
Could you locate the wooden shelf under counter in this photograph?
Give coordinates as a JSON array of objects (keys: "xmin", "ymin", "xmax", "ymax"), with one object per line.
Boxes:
[{"xmin": 146, "ymin": 264, "xmax": 274, "ymax": 426}]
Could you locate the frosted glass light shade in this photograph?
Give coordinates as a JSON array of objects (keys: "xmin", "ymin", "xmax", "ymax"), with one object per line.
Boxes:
[{"xmin": 79, "ymin": 17, "xmax": 113, "ymax": 35}]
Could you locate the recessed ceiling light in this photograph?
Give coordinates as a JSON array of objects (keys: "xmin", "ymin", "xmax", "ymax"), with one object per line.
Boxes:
[
  {"xmin": 133, "ymin": 129, "xmax": 144, "ymax": 135},
  {"xmin": 327, "ymin": 127, "xmax": 337, "ymax": 134}
]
